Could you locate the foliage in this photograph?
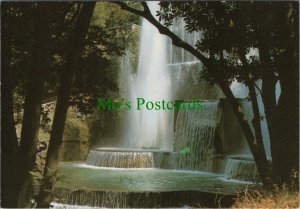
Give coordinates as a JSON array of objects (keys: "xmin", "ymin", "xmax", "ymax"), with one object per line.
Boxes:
[
  {"xmin": 69, "ymin": 2, "xmax": 139, "ymax": 115},
  {"xmin": 157, "ymin": 2, "xmax": 293, "ymax": 85},
  {"xmin": 3, "ymin": 1, "xmax": 140, "ymax": 155},
  {"xmin": 88, "ymin": 90, "xmax": 121, "ymax": 148},
  {"xmin": 5, "ymin": 2, "xmax": 139, "ymax": 118}
]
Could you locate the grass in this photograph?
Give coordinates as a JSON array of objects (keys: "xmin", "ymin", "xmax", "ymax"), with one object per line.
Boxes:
[{"xmin": 232, "ymin": 185, "xmax": 299, "ymax": 209}]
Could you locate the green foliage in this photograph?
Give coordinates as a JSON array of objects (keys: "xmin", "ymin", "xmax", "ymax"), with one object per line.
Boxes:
[
  {"xmin": 92, "ymin": 2, "xmax": 139, "ymax": 28},
  {"xmin": 40, "ymin": 109, "xmax": 51, "ymax": 131},
  {"xmin": 88, "ymin": 91, "xmax": 121, "ymax": 148},
  {"xmin": 3, "ymin": 2, "xmax": 141, "ymax": 159},
  {"xmin": 68, "ymin": 2, "xmax": 139, "ymax": 115},
  {"xmin": 4, "ymin": 2, "xmax": 139, "ymax": 117},
  {"xmin": 157, "ymin": 2, "xmax": 295, "ymax": 85}
]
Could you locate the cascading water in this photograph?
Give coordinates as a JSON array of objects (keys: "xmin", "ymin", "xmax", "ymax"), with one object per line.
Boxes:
[
  {"xmin": 90, "ymin": 8, "xmax": 267, "ymax": 176},
  {"xmin": 86, "ymin": 148, "xmax": 171, "ymax": 168},
  {"xmin": 172, "ymin": 102, "xmax": 222, "ymax": 172},
  {"xmin": 85, "ymin": 8, "xmax": 274, "ymax": 178},
  {"xmin": 224, "ymin": 155, "xmax": 259, "ymax": 182},
  {"xmin": 167, "ymin": 18, "xmax": 222, "ymax": 100},
  {"xmin": 86, "ymin": 149, "xmax": 154, "ymax": 168},
  {"xmin": 121, "ymin": 2, "xmax": 173, "ymax": 150}
]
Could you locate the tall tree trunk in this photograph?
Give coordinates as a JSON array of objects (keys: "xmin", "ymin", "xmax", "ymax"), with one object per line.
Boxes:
[
  {"xmin": 259, "ymin": 43, "xmax": 279, "ymax": 181},
  {"xmin": 248, "ymin": 80, "xmax": 272, "ymax": 186},
  {"xmin": 218, "ymin": 80, "xmax": 272, "ymax": 188},
  {"xmin": 1, "ymin": 4, "xmax": 19, "ymax": 207},
  {"xmin": 238, "ymin": 51, "xmax": 272, "ymax": 187},
  {"xmin": 257, "ymin": 3, "xmax": 279, "ymax": 184},
  {"xmin": 1, "ymin": 75, "xmax": 19, "ymax": 208},
  {"xmin": 16, "ymin": 3, "xmax": 51, "ymax": 208},
  {"xmin": 37, "ymin": 3, "xmax": 95, "ymax": 208},
  {"xmin": 273, "ymin": 2, "xmax": 299, "ymax": 184},
  {"xmin": 259, "ymin": 2, "xmax": 299, "ymax": 185}
]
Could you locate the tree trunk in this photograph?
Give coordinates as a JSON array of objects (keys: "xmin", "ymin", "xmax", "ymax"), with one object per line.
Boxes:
[
  {"xmin": 248, "ymin": 80, "xmax": 272, "ymax": 185},
  {"xmin": 273, "ymin": 2, "xmax": 299, "ymax": 184},
  {"xmin": 238, "ymin": 51, "xmax": 272, "ymax": 187},
  {"xmin": 16, "ymin": 3, "xmax": 51, "ymax": 208},
  {"xmin": 37, "ymin": 3, "xmax": 95, "ymax": 208},
  {"xmin": 256, "ymin": 3, "xmax": 279, "ymax": 184},
  {"xmin": 218, "ymin": 80, "xmax": 272, "ymax": 188},
  {"xmin": 259, "ymin": 43, "xmax": 279, "ymax": 181},
  {"xmin": 259, "ymin": 2, "xmax": 299, "ymax": 185},
  {"xmin": 1, "ymin": 78, "xmax": 19, "ymax": 208},
  {"xmin": 1, "ymin": 5, "xmax": 19, "ymax": 207}
]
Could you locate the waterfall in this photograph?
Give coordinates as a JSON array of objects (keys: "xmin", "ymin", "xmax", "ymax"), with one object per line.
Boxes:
[
  {"xmin": 53, "ymin": 187, "xmax": 233, "ymax": 208},
  {"xmin": 172, "ymin": 101, "xmax": 222, "ymax": 172},
  {"xmin": 224, "ymin": 155, "xmax": 259, "ymax": 182},
  {"xmin": 54, "ymin": 188, "xmax": 164, "ymax": 208},
  {"xmin": 121, "ymin": 2, "xmax": 173, "ymax": 150},
  {"xmin": 86, "ymin": 149, "xmax": 154, "ymax": 168},
  {"xmin": 86, "ymin": 148, "xmax": 172, "ymax": 169},
  {"xmin": 167, "ymin": 18, "xmax": 222, "ymax": 100}
]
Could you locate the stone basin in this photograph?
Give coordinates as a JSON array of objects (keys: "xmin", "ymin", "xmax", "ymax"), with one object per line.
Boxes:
[{"xmin": 54, "ymin": 162, "xmax": 258, "ymax": 208}]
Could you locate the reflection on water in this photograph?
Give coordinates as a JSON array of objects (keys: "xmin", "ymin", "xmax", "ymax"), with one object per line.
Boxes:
[{"xmin": 57, "ymin": 162, "xmax": 251, "ymax": 193}]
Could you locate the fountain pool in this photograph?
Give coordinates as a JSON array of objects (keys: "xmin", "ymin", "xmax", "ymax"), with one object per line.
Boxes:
[
  {"xmin": 53, "ymin": 162, "xmax": 257, "ymax": 208},
  {"xmin": 52, "ymin": 99, "xmax": 262, "ymax": 207}
]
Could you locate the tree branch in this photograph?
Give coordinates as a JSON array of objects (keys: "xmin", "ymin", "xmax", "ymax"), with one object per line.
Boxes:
[
  {"xmin": 141, "ymin": 2, "xmax": 150, "ymax": 13},
  {"xmin": 254, "ymin": 82, "xmax": 263, "ymax": 96},
  {"xmin": 113, "ymin": 1, "xmax": 145, "ymax": 17}
]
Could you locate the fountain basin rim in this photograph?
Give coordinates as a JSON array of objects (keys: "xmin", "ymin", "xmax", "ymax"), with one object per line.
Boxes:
[
  {"xmin": 228, "ymin": 155, "xmax": 254, "ymax": 161},
  {"xmin": 54, "ymin": 184, "xmax": 249, "ymax": 195},
  {"xmin": 91, "ymin": 147, "xmax": 172, "ymax": 153}
]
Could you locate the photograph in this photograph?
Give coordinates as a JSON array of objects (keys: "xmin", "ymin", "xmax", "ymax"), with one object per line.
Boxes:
[{"xmin": 1, "ymin": 1, "xmax": 299, "ymax": 208}]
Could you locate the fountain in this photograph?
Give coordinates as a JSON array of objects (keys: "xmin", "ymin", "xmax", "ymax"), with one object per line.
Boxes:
[
  {"xmin": 86, "ymin": 147, "xmax": 171, "ymax": 169},
  {"xmin": 86, "ymin": 148, "xmax": 155, "ymax": 168},
  {"xmin": 224, "ymin": 155, "xmax": 260, "ymax": 182},
  {"xmin": 120, "ymin": 2, "xmax": 173, "ymax": 151},
  {"xmin": 52, "ymin": 2, "xmax": 273, "ymax": 208}
]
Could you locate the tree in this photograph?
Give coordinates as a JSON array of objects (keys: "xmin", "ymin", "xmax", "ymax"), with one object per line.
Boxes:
[
  {"xmin": 262, "ymin": 3, "xmax": 299, "ymax": 185},
  {"xmin": 2, "ymin": 2, "xmax": 137, "ymax": 207},
  {"xmin": 1, "ymin": 3, "xmax": 76, "ymax": 207},
  {"xmin": 178, "ymin": 1, "xmax": 299, "ymax": 185},
  {"xmin": 1, "ymin": 3, "xmax": 19, "ymax": 206},
  {"xmin": 37, "ymin": 3, "xmax": 96, "ymax": 207},
  {"xmin": 16, "ymin": 3, "xmax": 54, "ymax": 207},
  {"xmin": 1, "ymin": 3, "xmax": 46, "ymax": 207}
]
